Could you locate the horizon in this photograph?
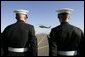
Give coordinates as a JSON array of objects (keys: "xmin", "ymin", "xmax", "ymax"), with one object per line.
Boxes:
[{"xmin": 1, "ymin": 1, "xmax": 84, "ymax": 34}]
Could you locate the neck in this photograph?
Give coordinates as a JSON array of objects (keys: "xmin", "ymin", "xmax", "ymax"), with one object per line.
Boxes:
[
  {"xmin": 17, "ymin": 18, "xmax": 26, "ymax": 22},
  {"xmin": 17, "ymin": 20, "xmax": 25, "ymax": 22},
  {"xmin": 60, "ymin": 18, "xmax": 69, "ymax": 23},
  {"xmin": 61, "ymin": 22, "xmax": 68, "ymax": 24},
  {"xmin": 21, "ymin": 19, "xmax": 25, "ymax": 22}
]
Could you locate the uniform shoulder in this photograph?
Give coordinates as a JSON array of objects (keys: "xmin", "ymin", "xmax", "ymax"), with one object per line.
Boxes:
[
  {"xmin": 5, "ymin": 23, "xmax": 15, "ymax": 29},
  {"xmin": 74, "ymin": 26, "xmax": 83, "ymax": 32},
  {"xmin": 25, "ymin": 23, "xmax": 34, "ymax": 27},
  {"xmin": 2, "ymin": 23, "xmax": 15, "ymax": 33},
  {"xmin": 51, "ymin": 25, "xmax": 60, "ymax": 30},
  {"xmin": 70, "ymin": 24, "xmax": 83, "ymax": 33}
]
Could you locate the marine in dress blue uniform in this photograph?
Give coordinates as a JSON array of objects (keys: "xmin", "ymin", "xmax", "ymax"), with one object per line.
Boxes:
[
  {"xmin": 1, "ymin": 9, "xmax": 38, "ymax": 56},
  {"xmin": 49, "ymin": 8, "xmax": 84, "ymax": 56}
]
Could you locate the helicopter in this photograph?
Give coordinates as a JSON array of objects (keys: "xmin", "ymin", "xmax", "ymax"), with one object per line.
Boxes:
[{"xmin": 39, "ymin": 25, "xmax": 51, "ymax": 29}]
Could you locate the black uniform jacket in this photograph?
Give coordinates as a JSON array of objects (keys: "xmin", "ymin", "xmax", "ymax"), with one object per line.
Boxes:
[
  {"xmin": 1, "ymin": 20, "xmax": 37, "ymax": 56},
  {"xmin": 49, "ymin": 22, "xmax": 84, "ymax": 56}
]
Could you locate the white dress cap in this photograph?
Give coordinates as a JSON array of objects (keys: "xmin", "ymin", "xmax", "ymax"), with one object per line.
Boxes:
[
  {"xmin": 14, "ymin": 9, "xmax": 29, "ymax": 15},
  {"xmin": 56, "ymin": 8, "xmax": 74, "ymax": 14}
]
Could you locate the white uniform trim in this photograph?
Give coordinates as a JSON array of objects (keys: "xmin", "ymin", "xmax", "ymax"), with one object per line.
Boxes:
[
  {"xmin": 8, "ymin": 47, "xmax": 28, "ymax": 52},
  {"xmin": 57, "ymin": 51, "xmax": 77, "ymax": 56}
]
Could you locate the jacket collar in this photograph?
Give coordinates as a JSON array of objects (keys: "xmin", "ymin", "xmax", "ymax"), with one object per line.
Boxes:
[
  {"xmin": 61, "ymin": 22, "xmax": 69, "ymax": 25},
  {"xmin": 17, "ymin": 20, "xmax": 25, "ymax": 23}
]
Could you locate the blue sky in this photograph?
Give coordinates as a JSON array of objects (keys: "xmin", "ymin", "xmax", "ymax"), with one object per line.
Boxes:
[{"xmin": 1, "ymin": 1, "xmax": 84, "ymax": 34}]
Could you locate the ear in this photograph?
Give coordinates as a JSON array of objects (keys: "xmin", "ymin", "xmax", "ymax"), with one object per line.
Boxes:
[
  {"xmin": 58, "ymin": 14, "xmax": 59, "ymax": 18},
  {"xmin": 58, "ymin": 15, "xmax": 60, "ymax": 19},
  {"xmin": 24, "ymin": 15, "xmax": 27, "ymax": 19},
  {"xmin": 26, "ymin": 15, "xmax": 28, "ymax": 18},
  {"xmin": 15, "ymin": 16, "xmax": 17, "ymax": 19},
  {"xmin": 25, "ymin": 15, "xmax": 28, "ymax": 19},
  {"xmin": 68, "ymin": 15, "xmax": 70, "ymax": 19}
]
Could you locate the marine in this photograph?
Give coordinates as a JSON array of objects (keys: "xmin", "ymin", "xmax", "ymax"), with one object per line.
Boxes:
[
  {"xmin": 49, "ymin": 8, "xmax": 84, "ymax": 56},
  {"xmin": 1, "ymin": 9, "xmax": 38, "ymax": 56}
]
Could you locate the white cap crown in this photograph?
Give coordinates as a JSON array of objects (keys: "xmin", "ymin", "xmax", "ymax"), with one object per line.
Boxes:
[
  {"xmin": 14, "ymin": 9, "xmax": 29, "ymax": 15},
  {"xmin": 56, "ymin": 8, "xmax": 74, "ymax": 14}
]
